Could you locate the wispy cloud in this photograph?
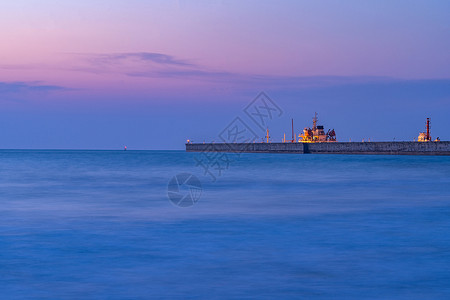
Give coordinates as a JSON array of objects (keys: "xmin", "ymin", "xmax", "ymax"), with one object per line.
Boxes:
[
  {"xmin": 0, "ymin": 52, "xmax": 195, "ymax": 76},
  {"xmin": 127, "ymin": 69, "xmax": 233, "ymax": 80},
  {"xmin": 78, "ymin": 52, "xmax": 194, "ymax": 68},
  {"xmin": 2, "ymin": 52, "xmax": 444, "ymax": 94},
  {"xmin": 0, "ymin": 81, "xmax": 68, "ymax": 94},
  {"xmin": 84, "ymin": 52, "xmax": 397, "ymax": 88}
]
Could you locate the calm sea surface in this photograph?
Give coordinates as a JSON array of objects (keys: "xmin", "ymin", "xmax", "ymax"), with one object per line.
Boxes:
[{"xmin": 0, "ymin": 150, "xmax": 449, "ymax": 299}]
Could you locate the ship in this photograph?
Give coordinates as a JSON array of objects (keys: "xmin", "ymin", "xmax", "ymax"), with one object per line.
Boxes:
[{"xmin": 298, "ymin": 113, "xmax": 336, "ymax": 142}]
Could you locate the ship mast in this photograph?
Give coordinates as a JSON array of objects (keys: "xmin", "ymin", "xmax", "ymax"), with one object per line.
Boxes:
[{"xmin": 313, "ymin": 112, "xmax": 318, "ymax": 131}]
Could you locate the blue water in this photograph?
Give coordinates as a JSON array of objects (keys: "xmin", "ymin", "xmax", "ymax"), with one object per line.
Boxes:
[{"xmin": 0, "ymin": 150, "xmax": 449, "ymax": 299}]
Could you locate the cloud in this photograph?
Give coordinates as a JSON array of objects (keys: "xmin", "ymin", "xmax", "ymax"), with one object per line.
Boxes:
[
  {"xmin": 79, "ymin": 52, "xmax": 194, "ymax": 68},
  {"xmin": 0, "ymin": 52, "xmax": 194, "ymax": 76},
  {"xmin": 2, "ymin": 52, "xmax": 448, "ymax": 96},
  {"xmin": 0, "ymin": 81, "xmax": 68, "ymax": 94},
  {"xmin": 128, "ymin": 67, "xmax": 396, "ymax": 89},
  {"xmin": 127, "ymin": 69, "xmax": 234, "ymax": 80},
  {"xmin": 0, "ymin": 52, "xmax": 404, "ymax": 90},
  {"xmin": 123, "ymin": 52, "xmax": 193, "ymax": 66}
]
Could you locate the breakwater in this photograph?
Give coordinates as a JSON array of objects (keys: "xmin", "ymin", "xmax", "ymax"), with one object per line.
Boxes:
[{"xmin": 186, "ymin": 141, "xmax": 450, "ymax": 155}]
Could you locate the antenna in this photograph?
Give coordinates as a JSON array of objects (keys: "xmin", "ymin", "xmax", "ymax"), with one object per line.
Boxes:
[{"xmin": 426, "ymin": 118, "xmax": 431, "ymax": 141}]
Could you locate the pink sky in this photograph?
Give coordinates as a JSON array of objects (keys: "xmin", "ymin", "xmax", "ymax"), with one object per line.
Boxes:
[
  {"xmin": 1, "ymin": 1, "xmax": 449, "ymax": 87},
  {"xmin": 0, "ymin": 0, "xmax": 449, "ymax": 149}
]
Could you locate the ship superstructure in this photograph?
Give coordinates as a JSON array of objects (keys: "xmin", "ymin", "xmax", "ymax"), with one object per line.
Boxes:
[{"xmin": 298, "ymin": 113, "xmax": 336, "ymax": 142}]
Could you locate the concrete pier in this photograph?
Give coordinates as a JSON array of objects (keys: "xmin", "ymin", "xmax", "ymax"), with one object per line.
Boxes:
[{"xmin": 186, "ymin": 141, "xmax": 450, "ymax": 155}]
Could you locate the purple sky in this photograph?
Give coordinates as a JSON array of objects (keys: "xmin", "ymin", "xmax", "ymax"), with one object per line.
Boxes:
[{"xmin": 1, "ymin": 0, "xmax": 449, "ymax": 149}]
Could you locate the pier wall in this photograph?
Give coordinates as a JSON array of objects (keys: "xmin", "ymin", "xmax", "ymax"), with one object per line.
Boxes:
[
  {"xmin": 186, "ymin": 141, "xmax": 450, "ymax": 155},
  {"xmin": 306, "ymin": 141, "xmax": 450, "ymax": 155},
  {"xmin": 186, "ymin": 142, "xmax": 304, "ymax": 153}
]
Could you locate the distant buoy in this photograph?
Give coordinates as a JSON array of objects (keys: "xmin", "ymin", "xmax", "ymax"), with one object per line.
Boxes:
[{"xmin": 124, "ymin": 146, "xmax": 127, "ymax": 151}]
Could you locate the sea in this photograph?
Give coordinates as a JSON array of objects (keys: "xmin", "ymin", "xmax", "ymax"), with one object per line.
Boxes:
[{"xmin": 0, "ymin": 150, "xmax": 449, "ymax": 299}]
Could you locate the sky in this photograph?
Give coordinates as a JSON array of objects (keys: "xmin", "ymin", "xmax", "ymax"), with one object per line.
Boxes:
[{"xmin": 0, "ymin": 0, "xmax": 449, "ymax": 149}]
